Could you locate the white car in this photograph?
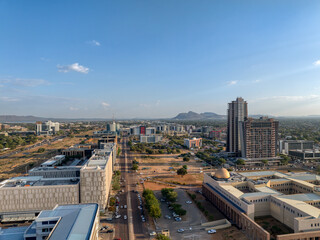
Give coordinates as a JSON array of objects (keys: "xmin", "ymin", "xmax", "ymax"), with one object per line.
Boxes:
[
  {"xmin": 124, "ymin": 205, "xmax": 127, "ymax": 209},
  {"xmin": 186, "ymin": 201, "xmax": 192, "ymax": 204},
  {"xmin": 124, "ymin": 215, "xmax": 127, "ymax": 220},
  {"xmin": 115, "ymin": 215, "xmax": 121, "ymax": 219},
  {"xmin": 177, "ymin": 229, "xmax": 185, "ymax": 233},
  {"xmin": 208, "ymin": 229, "xmax": 216, "ymax": 234},
  {"xmin": 149, "ymin": 231, "xmax": 156, "ymax": 236}
]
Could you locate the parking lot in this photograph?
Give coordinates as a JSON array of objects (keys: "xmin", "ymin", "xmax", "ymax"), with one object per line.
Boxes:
[{"xmin": 154, "ymin": 189, "xmax": 216, "ymax": 240}]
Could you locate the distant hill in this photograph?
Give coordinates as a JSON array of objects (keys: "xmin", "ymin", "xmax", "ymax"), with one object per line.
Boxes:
[
  {"xmin": 172, "ymin": 111, "xmax": 226, "ymax": 120},
  {"xmin": 0, "ymin": 115, "xmax": 111, "ymax": 123}
]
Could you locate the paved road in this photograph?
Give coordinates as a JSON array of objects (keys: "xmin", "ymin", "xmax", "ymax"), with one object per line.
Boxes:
[{"xmin": 114, "ymin": 138, "xmax": 148, "ymax": 240}]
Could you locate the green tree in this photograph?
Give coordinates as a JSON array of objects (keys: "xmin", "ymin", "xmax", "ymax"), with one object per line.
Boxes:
[
  {"xmin": 156, "ymin": 234, "xmax": 171, "ymax": 240},
  {"xmin": 261, "ymin": 159, "xmax": 268, "ymax": 166},
  {"xmin": 219, "ymin": 158, "xmax": 226, "ymax": 165},
  {"xmin": 37, "ymin": 147, "xmax": 45, "ymax": 153},
  {"xmin": 132, "ymin": 163, "xmax": 139, "ymax": 170},
  {"xmin": 177, "ymin": 167, "xmax": 187, "ymax": 177},
  {"xmin": 236, "ymin": 159, "xmax": 245, "ymax": 165},
  {"xmin": 183, "ymin": 156, "xmax": 190, "ymax": 162},
  {"xmin": 161, "ymin": 188, "xmax": 178, "ymax": 202}
]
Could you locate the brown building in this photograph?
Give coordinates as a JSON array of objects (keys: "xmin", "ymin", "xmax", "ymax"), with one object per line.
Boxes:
[{"xmin": 241, "ymin": 117, "xmax": 278, "ymax": 159}]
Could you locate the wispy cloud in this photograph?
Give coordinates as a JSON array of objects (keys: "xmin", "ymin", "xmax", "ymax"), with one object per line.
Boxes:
[
  {"xmin": 69, "ymin": 107, "xmax": 79, "ymax": 111},
  {"xmin": 0, "ymin": 96, "xmax": 20, "ymax": 102},
  {"xmin": 253, "ymin": 79, "xmax": 261, "ymax": 83},
  {"xmin": 40, "ymin": 57, "xmax": 50, "ymax": 62},
  {"xmin": 227, "ymin": 80, "xmax": 237, "ymax": 86},
  {"xmin": 255, "ymin": 95, "xmax": 320, "ymax": 102},
  {"xmin": 314, "ymin": 60, "xmax": 320, "ymax": 66},
  {"xmin": 87, "ymin": 40, "xmax": 101, "ymax": 46},
  {"xmin": 101, "ymin": 102, "xmax": 110, "ymax": 109},
  {"xmin": 57, "ymin": 63, "xmax": 89, "ymax": 74},
  {"xmin": 0, "ymin": 78, "xmax": 49, "ymax": 87}
]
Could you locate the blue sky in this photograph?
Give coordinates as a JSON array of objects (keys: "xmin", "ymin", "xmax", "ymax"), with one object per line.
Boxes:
[{"xmin": 1, "ymin": 0, "xmax": 320, "ymax": 118}]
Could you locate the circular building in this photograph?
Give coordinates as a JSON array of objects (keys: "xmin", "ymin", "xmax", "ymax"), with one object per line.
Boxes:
[{"xmin": 213, "ymin": 168, "xmax": 230, "ymax": 180}]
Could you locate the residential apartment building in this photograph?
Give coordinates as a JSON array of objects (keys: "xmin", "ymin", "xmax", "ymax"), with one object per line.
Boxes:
[
  {"xmin": 227, "ymin": 97, "xmax": 248, "ymax": 156},
  {"xmin": 241, "ymin": 117, "xmax": 279, "ymax": 159}
]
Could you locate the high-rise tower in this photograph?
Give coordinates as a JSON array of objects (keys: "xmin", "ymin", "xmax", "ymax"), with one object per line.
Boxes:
[{"xmin": 226, "ymin": 97, "xmax": 248, "ymax": 155}]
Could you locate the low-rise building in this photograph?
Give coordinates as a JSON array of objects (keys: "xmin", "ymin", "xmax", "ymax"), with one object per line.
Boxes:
[
  {"xmin": 40, "ymin": 155, "xmax": 65, "ymax": 167},
  {"xmin": 203, "ymin": 169, "xmax": 320, "ymax": 240},
  {"xmin": 279, "ymin": 140, "xmax": 314, "ymax": 155},
  {"xmin": 0, "ymin": 176, "xmax": 80, "ymax": 215},
  {"xmin": 0, "ymin": 203, "xmax": 99, "ymax": 240},
  {"xmin": 140, "ymin": 135, "xmax": 162, "ymax": 143},
  {"xmin": 36, "ymin": 121, "xmax": 60, "ymax": 135},
  {"xmin": 184, "ymin": 137, "xmax": 202, "ymax": 149}
]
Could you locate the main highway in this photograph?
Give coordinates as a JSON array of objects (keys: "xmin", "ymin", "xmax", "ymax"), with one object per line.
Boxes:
[{"xmin": 114, "ymin": 137, "xmax": 148, "ymax": 240}]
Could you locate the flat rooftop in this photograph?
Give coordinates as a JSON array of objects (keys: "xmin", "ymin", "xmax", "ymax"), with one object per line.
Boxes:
[
  {"xmin": 29, "ymin": 166, "xmax": 81, "ymax": 172},
  {"xmin": 42, "ymin": 204, "xmax": 98, "ymax": 240},
  {"xmin": 239, "ymin": 171, "xmax": 288, "ymax": 178},
  {"xmin": 0, "ymin": 176, "xmax": 79, "ymax": 188},
  {"xmin": 278, "ymin": 193, "xmax": 320, "ymax": 202},
  {"xmin": 274, "ymin": 195, "xmax": 320, "ymax": 218}
]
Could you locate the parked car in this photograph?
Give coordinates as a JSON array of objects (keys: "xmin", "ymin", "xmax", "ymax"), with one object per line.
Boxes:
[
  {"xmin": 208, "ymin": 229, "xmax": 216, "ymax": 234},
  {"xmin": 149, "ymin": 231, "xmax": 156, "ymax": 236},
  {"xmin": 177, "ymin": 229, "xmax": 185, "ymax": 233}
]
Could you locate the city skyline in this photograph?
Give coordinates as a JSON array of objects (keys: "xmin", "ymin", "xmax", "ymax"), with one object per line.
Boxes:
[{"xmin": 1, "ymin": 1, "xmax": 320, "ymax": 118}]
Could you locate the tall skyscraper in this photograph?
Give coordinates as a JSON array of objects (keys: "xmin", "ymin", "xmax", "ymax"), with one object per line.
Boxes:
[
  {"xmin": 226, "ymin": 97, "xmax": 248, "ymax": 155},
  {"xmin": 241, "ymin": 117, "xmax": 279, "ymax": 159}
]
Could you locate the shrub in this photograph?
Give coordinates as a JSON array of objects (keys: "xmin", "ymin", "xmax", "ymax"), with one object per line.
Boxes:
[{"xmin": 37, "ymin": 148, "xmax": 45, "ymax": 153}]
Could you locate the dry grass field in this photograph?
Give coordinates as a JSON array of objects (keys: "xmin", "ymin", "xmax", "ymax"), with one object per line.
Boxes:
[{"xmin": 0, "ymin": 131, "xmax": 91, "ymax": 180}]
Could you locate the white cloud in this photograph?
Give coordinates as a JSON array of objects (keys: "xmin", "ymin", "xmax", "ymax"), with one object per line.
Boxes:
[
  {"xmin": 314, "ymin": 60, "xmax": 320, "ymax": 66},
  {"xmin": 101, "ymin": 102, "xmax": 110, "ymax": 109},
  {"xmin": 253, "ymin": 79, "xmax": 261, "ymax": 83},
  {"xmin": 227, "ymin": 80, "xmax": 237, "ymax": 86},
  {"xmin": 87, "ymin": 40, "xmax": 101, "ymax": 46},
  {"xmin": 0, "ymin": 96, "xmax": 20, "ymax": 102},
  {"xmin": 57, "ymin": 63, "xmax": 89, "ymax": 74},
  {"xmin": 0, "ymin": 78, "xmax": 49, "ymax": 87},
  {"xmin": 69, "ymin": 107, "xmax": 79, "ymax": 111}
]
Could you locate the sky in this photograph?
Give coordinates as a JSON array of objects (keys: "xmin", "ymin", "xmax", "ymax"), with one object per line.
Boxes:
[{"xmin": 1, "ymin": 0, "xmax": 320, "ymax": 119}]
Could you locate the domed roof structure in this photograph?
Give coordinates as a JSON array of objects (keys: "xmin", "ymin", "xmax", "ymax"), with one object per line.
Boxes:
[{"xmin": 214, "ymin": 168, "xmax": 230, "ymax": 179}]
